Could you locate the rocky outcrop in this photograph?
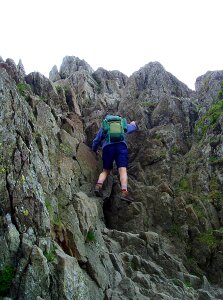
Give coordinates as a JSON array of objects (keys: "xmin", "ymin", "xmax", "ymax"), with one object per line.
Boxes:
[
  {"xmin": 195, "ymin": 70, "xmax": 223, "ymax": 110},
  {"xmin": 92, "ymin": 68, "xmax": 128, "ymax": 94},
  {"xmin": 49, "ymin": 65, "xmax": 61, "ymax": 82},
  {"xmin": 49, "ymin": 58, "xmax": 129, "ymax": 147},
  {"xmin": 0, "ymin": 58, "xmax": 22, "ymax": 84},
  {"xmin": 59, "ymin": 56, "xmax": 94, "ymax": 79},
  {"xmin": 0, "ymin": 56, "xmax": 223, "ymax": 300},
  {"xmin": 118, "ymin": 62, "xmax": 195, "ymax": 128}
]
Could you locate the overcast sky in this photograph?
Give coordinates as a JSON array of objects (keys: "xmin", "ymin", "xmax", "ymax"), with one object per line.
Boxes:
[{"xmin": 1, "ymin": 0, "xmax": 222, "ymax": 89}]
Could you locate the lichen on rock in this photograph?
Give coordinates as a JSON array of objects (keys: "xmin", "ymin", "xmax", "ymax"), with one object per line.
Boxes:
[{"xmin": 0, "ymin": 56, "xmax": 223, "ymax": 299}]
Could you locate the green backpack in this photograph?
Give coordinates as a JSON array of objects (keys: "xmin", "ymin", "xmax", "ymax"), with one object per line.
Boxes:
[{"xmin": 102, "ymin": 115, "xmax": 128, "ymax": 143}]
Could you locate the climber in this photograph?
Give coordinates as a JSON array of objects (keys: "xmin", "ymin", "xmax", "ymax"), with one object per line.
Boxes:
[{"xmin": 92, "ymin": 114, "xmax": 138, "ymax": 200}]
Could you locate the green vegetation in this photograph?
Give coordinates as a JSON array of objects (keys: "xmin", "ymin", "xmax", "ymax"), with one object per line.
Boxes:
[
  {"xmin": 64, "ymin": 85, "xmax": 70, "ymax": 92},
  {"xmin": 208, "ymin": 135, "xmax": 222, "ymax": 146},
  {"xmin": 209, "ymin": 156, "xmax": 223, "ymax": 166},
  {"xmin": 16, "ymin": 82, "xmax": 30, "ymax": 97},
  {"xmin": 44, "ymin": 248, "xmax": 56, "ymax": 262},
  {"xmin": 20, "ymin": 174, "xmax": 26, "ymax": 184},
  {"xmin": 55, "ymin": 85, "xmax": 63, "ymax": 94},
  {"xmin": 178, "ymin": 177, "xmax": 191, "ymax": 192},
  {"xmin": 153, "ymin": 133, "xmax": 162, "ymax": 140},
  {"xmin": 169, "ymin": 224, "xmax": 181, "ymax": 237},
  {"xmin": 195, "ymin": 100, "xmax": 223, "ymax": 137},
  {"xmin": 172, "ymin": 278, "xmax": 193, "ymax": 289},
  {"xmin": 96, "ymin": 82, "xmax": 103, "ymax": 93},
  {"xmin": 45, "ymin": 198, "xmax": 65, "ymax": 232},
  {"xmin": 86, "ymin": 229, "xmax": 96, "ymax": 242},
  {"xmin": 174, "ymin": 177, "xmax": 192, "ymax": 196},
  {"xmin": 59, "ymin": 143, "xmax": 73, "ymax": 157},
  {"xmin": 171, "ymin": 278, "xmax": 184, "ymax": 288},
  {"xmin": 0, "ymin": 265, "xmax": 14, "ymax": 296},
  {"xmin": 142, "ymin": 101, "xmax": 157, "ymax": 108},
  {"xmin": 184, "ymin": 257, "xmax": 203, "ymax": 278},
  {"xmin": 198, "ymin": 230, "xmax": 220, "ymax": 249},
  {"xmin": 52, "ymin": 217, "xmax": 63, "ymax": 228},
  {"xmin": 159, "ymin": 150, "xmax": 167, "ymax": 159},
  {"xmin": 184, "ymin": 281, "xmax": 193, "ymax": 288},
  {"xmin": 171, "ymin": 145, "xmax": 181, "ymax": 155},
  {"xmin": 193, "ymin": 204, "xmax": 205, "ymax": 220},
  {"xmin": 22, "ymin": 209, "xmax": 29, "ymax": 216},
  {"xmin": 218, "ymin": 81, "xmax": 223, "ymax": 100},
  {"xmin": 195, "ymin": 82, "xmax": 223, "ymax": 138},
  {"xmin": 0, "ymin": 166, "xmax": 6, "ymax": 175},
  {"xmin": 39, "ymin": 95, "xmax": 46, "ymax": 101},
  {"xmin": 210, "ymin": 176, "xmax": 219, "ymax": 191},
  {"xmin": 209, "ymin": 155, "xmax": 218, "ymax": 162},
  {"xmin": 208, "ymin": 176, "xmax": 223, "ymax": 203},
  {"xmin": 45, "ymin": 199, "xmax": 53, "ymax": 216},
  {"xmin": 0, "ymin": 142, "xmax": 13, "ymax": 174},
  {"xmin": 209, "ymin": 190, "xmax": 222, "ymax": 202}
]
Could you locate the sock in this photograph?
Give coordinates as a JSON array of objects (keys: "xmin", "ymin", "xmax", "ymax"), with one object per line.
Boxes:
[{"xmin": 96, "ymin": 181, "xmax": 103, "ymax": 187}]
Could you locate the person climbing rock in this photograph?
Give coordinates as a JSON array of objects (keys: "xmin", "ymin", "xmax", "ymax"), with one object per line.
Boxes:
[{"xmin": 92, "ymin": 114, "xmax": 138, "ymax": 200}]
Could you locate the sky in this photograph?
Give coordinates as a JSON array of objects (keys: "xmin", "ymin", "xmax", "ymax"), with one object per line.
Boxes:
[{"xmin": 1, "ymin": 0, "xmax": 222, "ymax": 90}]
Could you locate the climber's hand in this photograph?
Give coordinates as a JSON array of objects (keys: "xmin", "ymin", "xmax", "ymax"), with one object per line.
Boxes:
[{"xmin": 92, "ymin": 149, "xmax": 99, "ymax": 156}]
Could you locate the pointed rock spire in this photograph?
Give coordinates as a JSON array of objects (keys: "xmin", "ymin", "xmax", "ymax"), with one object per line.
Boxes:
[
  {"xmin": 49, "ymin": 65, "xmax": 61, "ymax": 82},
  {"xmin": 17, "ymin": 59, "xmax": 26, "ymax": 79}
]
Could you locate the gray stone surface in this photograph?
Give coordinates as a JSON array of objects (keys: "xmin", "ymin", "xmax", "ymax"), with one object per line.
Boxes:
[{"xmin": 0, "ymin": 56, "xmax": 223, "ymax": 299}]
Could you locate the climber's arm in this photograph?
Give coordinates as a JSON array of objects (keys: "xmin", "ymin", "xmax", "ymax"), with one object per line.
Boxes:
[
  {"xmin": 126, "ymin": 121, "xmax": 138, "ymax": 134},
  {"xmin": 92, "ymin": 128, "xmax": 103, "ymax": 152}
]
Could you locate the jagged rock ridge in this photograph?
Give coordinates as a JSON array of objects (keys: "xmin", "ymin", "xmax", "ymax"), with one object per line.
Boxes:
[{"xmin": 0, "ymin": 56, "xmax": 223, "ymax": 299}]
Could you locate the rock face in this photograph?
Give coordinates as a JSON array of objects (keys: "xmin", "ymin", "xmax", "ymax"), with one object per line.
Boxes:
[
  {"xmin": 0, "ymin": 57, "xmax": 223, "ymax": 300},
  {"xmin": 58, "ymin": 56, "xmax": 94, "ymax": 79},
  {"xmin": 195, "ymin": 70, "xmax": 223, "ymax": 109}
]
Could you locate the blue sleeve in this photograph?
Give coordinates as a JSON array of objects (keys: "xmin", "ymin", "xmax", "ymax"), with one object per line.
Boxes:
[
  {"xmin": 92, "ymin": 128, "xmax": 104, "ymax": 152},
  {"xmin": 126, "ymin": 123, "xmax": 138, "ymax": 134}
]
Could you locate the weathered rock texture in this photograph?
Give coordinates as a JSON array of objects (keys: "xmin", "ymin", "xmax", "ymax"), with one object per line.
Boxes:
[{"xmin": 0, "ymin": 56, "xmax": 223, "ymax": 300}]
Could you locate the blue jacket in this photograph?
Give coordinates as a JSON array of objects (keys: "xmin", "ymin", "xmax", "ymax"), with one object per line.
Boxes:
[{"xmin": 92, "ymin": 123, "xmax": 138, "ymax": 152}]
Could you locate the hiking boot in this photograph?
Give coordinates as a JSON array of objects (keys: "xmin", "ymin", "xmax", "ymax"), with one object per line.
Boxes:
[
  {"xmin": 119, "ymin": 190, "xmax": 134, "ymax": 203},
  {"xmin": 121, "ymin": 190, "xmax": 129, "ymax": 197},
  {"xmin": 94, "ymin": 184, "xmax": 103, "ymax": 197}
]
